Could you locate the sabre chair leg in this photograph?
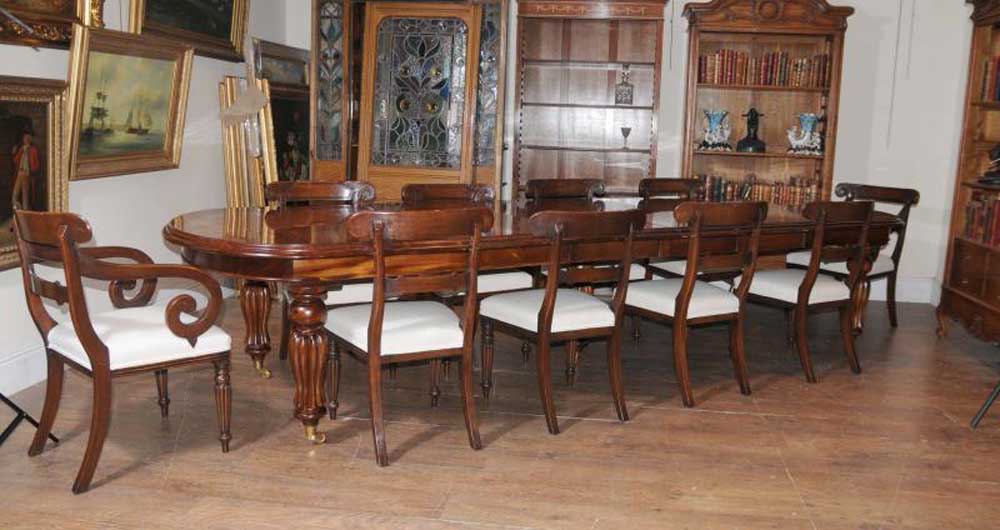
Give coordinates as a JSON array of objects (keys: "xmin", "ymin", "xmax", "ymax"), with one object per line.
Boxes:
[
  {"xmin": 535, "ymin": 339, "xmax": 560, "ymax": 434},
  {"xmin": 887, "ymin": 270, "xmax": 900, "ymax": 328},
  {"xmin": 607, "ymin": 330, "xmax": 629, "ymax": 422},
  {"xmin": 729, "ymin": 317, "xmax": 752, "ymax": 395},
  {"xmin": 72, "ymin": 375, "xmax": 112, "ymax": 494},
  {"xmin": 673, "ymin": 322, "xmax": 695, "ymax": 408},
  {"xmin": 458, "ymin": 354, "xmax": 482, "ymax": 450},
  {"xmin": 26, "ymin": 353, "xmax": 63, "ymax": 455},
  {"xmin": 840, "ymin": 306, "xmax": 862, "ymax": 374},
  {"xmin": 794, "ymin": 305, "xmax": 818, "ymax": 383}
]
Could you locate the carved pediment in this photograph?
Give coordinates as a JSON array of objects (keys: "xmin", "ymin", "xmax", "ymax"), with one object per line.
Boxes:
[
  {"xmin": 970, "ymin": 0, "xmax": 1000, "ymax": 24},
  {"xmin": 683, "ymin": 0, "xmax": 853, "ymax": 31}
]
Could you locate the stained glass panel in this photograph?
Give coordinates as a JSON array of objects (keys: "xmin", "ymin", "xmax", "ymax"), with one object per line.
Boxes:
[
  {"xmin": 474, "ymin": 2, "xmax": 502, "ymax": 167},
  {"xmin": 371, "ymin": 17, "xmax": 468, "ymax": 168},
  {"xmin": 316, "ymin": 0, "xmax": 345, "ymax": 161}
]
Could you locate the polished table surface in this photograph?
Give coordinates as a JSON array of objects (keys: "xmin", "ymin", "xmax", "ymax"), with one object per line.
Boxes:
[{"xmin": 163, "ymin": 198, "xmax": 902, "ymax": 442}]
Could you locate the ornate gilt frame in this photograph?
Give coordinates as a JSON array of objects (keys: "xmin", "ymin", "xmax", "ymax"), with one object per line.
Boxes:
[
  {"xmin": 219, "ymin": 76, "xmax": 277, "ymax": 208},
  {"xmin": 65, "ymin": 25, "xmax": 194, "ymax": 181},
  {"xmin": 0, "ymin": 0, "xmax": 103, "ymax": 49},
  {"xmin": 129, "ymin": 0, "xmax": 249, "ymax": 62},
  {"xmin": 0, "ymin": 75, "xmax": 67, "ymax": 269}
]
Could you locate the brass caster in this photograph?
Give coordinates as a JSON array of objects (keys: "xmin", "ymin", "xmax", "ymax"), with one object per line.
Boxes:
[
  {"xmin": 254, "ymin": 360, "xmax": 272, "ymax": 379},
  {"xmin": 304, "ymin": 424, "xmax": 327, "ymax": 444}
]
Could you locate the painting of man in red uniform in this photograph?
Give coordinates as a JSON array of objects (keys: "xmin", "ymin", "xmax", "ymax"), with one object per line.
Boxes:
[{"xmin": 12, "ymin": 130, "xmax": 41, "ymax": 207}]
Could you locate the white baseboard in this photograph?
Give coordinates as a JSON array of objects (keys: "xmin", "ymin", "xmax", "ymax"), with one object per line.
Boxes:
[
  {"xmin": 868, "ymin": 276, "xmax": 938, "ymax": 305},
  {"xmin": 0, "ymin": 346, "xmax": 46, "ymax": 396}
]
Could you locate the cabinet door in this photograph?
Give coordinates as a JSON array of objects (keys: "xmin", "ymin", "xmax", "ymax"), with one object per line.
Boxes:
[
  {"xmin": 951, "ymin": 239, "xmax": 988, "ymax": 299},
  {"xmin": 312, "ymin": 0, "xmax": 353, "ymax": 181},
  {"xmin": 356, "ymin": 2, "xmax": 482, "ymax": 200}
]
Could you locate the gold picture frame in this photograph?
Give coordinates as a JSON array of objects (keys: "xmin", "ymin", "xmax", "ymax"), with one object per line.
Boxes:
[
  {"xmin": 0, "ymin": 75, "xmax": 67, "ymax": 270},
  {"xmin": 253, "ymin": 38, "xmax": 310, "ymax": 90},
  {"xmin": 0, "ymin": 0, "xmax": 103, "ymax": 49},
  {"xmin": 65, "ymin": 25, "xmax": 193, "ymax": 181},
  {"xmin": 219, "ymin": 76, "xmax": 276, "ymax": 208},
  {"xmin": 130, "ymin": 0, "xmax": 249, "ymax": 62}
]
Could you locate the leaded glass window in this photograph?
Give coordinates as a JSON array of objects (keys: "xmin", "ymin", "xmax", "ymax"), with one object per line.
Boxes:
[
  {"xmin": 316, "ymin": 0, "xmax": 345, "ymax": 161},
  {"xmin": 474, "ymin": 2, "xmax": 502, "ymax": 167},
  {"xmin": 371, "ymin": 17, "xmax": 468, "ymax": 168}
]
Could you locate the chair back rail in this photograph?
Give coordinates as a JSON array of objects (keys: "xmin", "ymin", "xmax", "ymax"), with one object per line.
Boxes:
[
  {"xmin": 401, "ymin": 183, "xmax": 495, "ymax": 205},
  {"xmin": 265, "ymin": 181, "xmax": 376, "ymax": 208},
  {"xmin": 346, "ymin": 207, "xmax": 494, "ymax": 359},
  {"xmin": 526, "ymin": 178, "xmax": 605, "ymax": 200},
  {"xmin": 800, "ymin": 200, "xmax": 875, "ymax": 306},
  {"xmin": 835, "ymin": 182, "xmax": 919, "ymax": 265}
]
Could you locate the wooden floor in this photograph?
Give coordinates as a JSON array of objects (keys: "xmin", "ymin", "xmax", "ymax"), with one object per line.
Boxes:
[{"xmin": 3, "ymin": 299, "xmax": 1000, "ymax": 529}]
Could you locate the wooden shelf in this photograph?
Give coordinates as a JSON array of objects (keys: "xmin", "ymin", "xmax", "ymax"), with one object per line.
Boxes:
[
  {"xmin": 693, "ymin": 150, "xmax": 824, "ymax": 161},
  {"xmin": 696, "ymin": 83, "xmax": 828, "ymax": 94},
  {"xmin": 522, "ymin": 144, "xmax": 651, "ymax": 154},
  {"xmin": 521, "ymin": 102, "xmax": 655, "ymax": 111}
]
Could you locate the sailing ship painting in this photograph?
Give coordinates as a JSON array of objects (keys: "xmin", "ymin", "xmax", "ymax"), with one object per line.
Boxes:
[{"xmin": 78, "ymin": 51, "xmax": 175, "ymax": 157}]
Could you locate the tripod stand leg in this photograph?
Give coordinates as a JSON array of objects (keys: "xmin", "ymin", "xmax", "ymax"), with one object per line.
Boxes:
[
  {"xmin": 0, "ymin": 392, "xmax": 59, "ymax": 446},
  {"xmin": 971, "ymin": 380, "xmax": 1000, "ymax": 429}
]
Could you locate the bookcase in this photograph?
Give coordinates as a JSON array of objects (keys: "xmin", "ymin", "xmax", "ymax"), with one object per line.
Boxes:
[
  {"xmin": 680, "ymin": 0, "xmax": 852, "ymax": 212},
  {"xmin": 512, "ymin": 0, "xmax": 667, "ymax": 196},
  {"xmin": 938, "ymin": 0, "xmax": 1000, "ymax": 341}
]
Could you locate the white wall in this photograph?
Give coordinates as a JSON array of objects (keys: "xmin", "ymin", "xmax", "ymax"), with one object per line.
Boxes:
[{"xmin": 0, "ymin": 0, "xmax": 288, "ymax": 395}]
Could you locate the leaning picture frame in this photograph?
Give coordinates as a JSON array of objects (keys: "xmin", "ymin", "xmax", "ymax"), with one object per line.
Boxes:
[
  {"xmin": 129, "ymin": 0, "xmax": 249, "ymax": 62},
  {"xmin": 0, "ymin": 0, "xmax": 103, "ymax": 49},
  {"xmin": 0, "ymin": 75, "xmax": 68, "ymax": 270},
  {"xmin": 65, "ymin": 25, "xmax": 194, "ymax": 180},
  {"xmin": 253, "ymin": 38, "xmax": 310, "ymax": 90}
]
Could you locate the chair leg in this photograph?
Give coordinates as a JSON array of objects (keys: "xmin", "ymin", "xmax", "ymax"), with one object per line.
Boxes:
[
  {"xmin": 72, "ymin": 374, "xmax": 112, "ymax": 494},
  {"xmin": 442, "ymin": 359, "xmax": 452, "ymax": 381},
  {"xmin": 367, "ymin": 361, "xmax": 389, "ymax": 466},
  {"xmin": 607, "ymin": 330, "xmax": 629, "ymax": 422},
  {"xmin": 327, "ymin": 343, "xmax": 341, "ymax": 420},
  {"xmin": 728, "ymin": 316, "xmax": 751, "ymax": 395},
  {"xmin": 887, "ymin": 270, "xmax": 899, "ymax": 328},
  {"xmin": 28, "ymin": 353, "xmax": 64, "ymax": 457},
  {"xmin": 632, "ymin": 315, "xmax": 642, "ymax": 340},
  {"xmin": 154, "ymin": 370, "xmax": 169, "ymax": 418},
  {"xmin": 480, "ymin": 320, "xmax": 495, "ymax": 400},
  {"xmin": 972, "ymin": 380, "xmax": 1000, "ymax": 428},
  {"xmin": 672, "ymin": 322, "xmax": 695, "ymax": 407},
  {"xmin": 535, "ymin": 339, "xmax": 560, "ymax": 434},
  {"xmin": 794, "ymin": 306, "xmax": 818, "ymax": 383},
  {"xmin": 521, "ymin": 342, "xmax": 531, "ymax": 365},
  {"xmin": 458, "ymin": 353, "xmax": 482, "ymax": 450},
  {"xmin": 213, "ymin": 359, "xmax": 232, "ymax": 453},
  {"xmin": 565, "ymin": 340, "xmax": 581, "ymax": 386},
  {"xmin": 429, "ymin": 359, "xmax": 442, "ymax": 407},
  {"xmin": 840, "ymin": 306, "xmax": 862, "ymax": 374},
  {"xmin": 279, "ymin": 298, "xmax": 290, "ymax": 361},
  {"xmin": 784, "ymin": 308, "xmax": 795, "ymax": 346}
]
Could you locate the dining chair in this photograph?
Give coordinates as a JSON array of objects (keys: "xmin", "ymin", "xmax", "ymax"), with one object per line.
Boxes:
[
  {"xmin": 744, "ymin": 201, "xmax": 874, "ymax": 383},
  {"xmin": 13, "ymin": 210, "xmax": 231, "ymax": 494},
  {"xmin": 636, "ymin": 178, "xmax": 702, "ymax": 280},
  {"xmin": 325, "ymin": 206, "xmax": 491, "ymax": 465},
  {"xmin": 526, "ymin": 178, "xmax": 605, "ymax": 200},
  {"xmin": 479, "ymin": 209, "xmax": 645, "ymax": 434},
  {"xmin": 624, "ymin": 201, "xmax": 767, "ymax": 407},
  {"xmin": 264, "ymin": 180, "xmax": 377, "ymax": 360},
  {"xmin": 786, "ymin": 183, "xmax": 919, "ymax": 327}
]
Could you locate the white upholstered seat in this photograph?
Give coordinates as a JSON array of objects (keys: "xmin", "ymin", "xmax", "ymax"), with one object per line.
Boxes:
[
  {"xmin": 478, "ymin": 271, "xmax": 535, "ymax": 293},
  {"xmin": 326, "ymin": 301, "xmax": 464, "ymax": 355},
  {"xmin": 480, "ymin": 288, "xmax": 614, "ymax": 333},
  {"xmin": 325, "ymin": 282, "xmax": 374, "ymax": 306},
  {"xmin": 47, "ymin": 305, "xmax": 232, "ymax": 371},
  {"xmin": 740, "ymin": 269, "xmax": 850, "ymax": 304},
  {"xmin": 649, "ymin": 260, "xmax": 690, "ymax": 277},
  {"xmin": 625, "ymin": 278, "xmax": 739, "ymax": 318},
  {"xmin": 785, "ymin": 251, "xmax": 895, "ymax": 276}
]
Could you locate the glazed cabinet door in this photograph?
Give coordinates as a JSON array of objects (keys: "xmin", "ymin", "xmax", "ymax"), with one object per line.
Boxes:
[{"xmin": 312, "ymin": 0, "xmax": 353, "ymax": 181}]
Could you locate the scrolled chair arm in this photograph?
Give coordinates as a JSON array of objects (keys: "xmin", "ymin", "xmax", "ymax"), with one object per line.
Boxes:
[
  {"xmin": 79, "ymin": 254, "xmax": 224, "ymax": 347},
  {"xmin": 81, "ymin": 246, "xmax": 158, "ymax": 308}
]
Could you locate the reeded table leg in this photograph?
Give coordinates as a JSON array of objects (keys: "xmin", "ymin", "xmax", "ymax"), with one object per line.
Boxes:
[
  {"xmin": 241, "ymin": 281, "xmax": 273, "ymax": 378},
  {"xmin": 287, "ymin": 284, "xmax": 329, "ymax": 444}
]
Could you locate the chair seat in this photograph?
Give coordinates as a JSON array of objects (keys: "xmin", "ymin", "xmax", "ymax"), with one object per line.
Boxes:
[
  {"xmin": 480, "ymin": 288, "xmax": 614, "ymax": 333},
  {"xmin": 625, "ymin": 279, "xmax": 739, "ymax": 319},
  {"xmin": 47, "ymin": 305, "xmax": 231, "ymax": 371},
  {"xmin": 542, "ymin": 263, "xmax": 648, "ymax": 281},
  {"xmin": 741, "ymin": 269, "xmax": 850, "ymax": 305},
  {"xmin": 648, "ymin": 260, "xmax": 691, "ymax": 277},
  {"xmin": 325, "ymin": 282, "xmax": 374, "ymax": 306},
  {"xmin": 478, "ymin": 271, "xmax": 535, "ymax": 293},
  {"xmin": 326, "ymin": 301, "xmax": 464, "ymax": 355},
  {"xmin": 786, "ymin": 251, "xmax": 895, "ymax": 276}
]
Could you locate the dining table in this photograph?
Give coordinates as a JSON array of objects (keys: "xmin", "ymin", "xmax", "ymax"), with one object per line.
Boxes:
[{"xmin": 163, "ymin": 197, "xmax": 901, "ymax": 443}]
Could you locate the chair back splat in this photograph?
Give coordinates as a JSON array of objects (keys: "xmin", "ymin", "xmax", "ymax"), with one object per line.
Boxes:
[
  {"xmin": 834, "ymin": 183, "xmax": 918, "ymax": 267},
  {"xmin": 400, "ymin": 183, "xmax": 495, "ymax": 206}
]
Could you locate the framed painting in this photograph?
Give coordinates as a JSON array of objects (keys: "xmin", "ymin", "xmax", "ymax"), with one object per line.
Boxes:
[
  {"xmin": 65, "ymin": 25, "xmax": 193, "ymax": 180},
  {"xmin": 0, "ymin": 75, "xmax": 67, "ymax": 270},
  {"xmin": 129, "ymin": 0, "xmax": 248, "ymax": 62},
  {"xmin": 0, "ymin": 0, "xmax": 103, "ymax": 49},
  {"xmin": 253, "ymin": 38, "xmax": 309, "ymax": 90},
  {"xmin": 267, "ymin": 82, "xmax": 311, "ymax": 182}
]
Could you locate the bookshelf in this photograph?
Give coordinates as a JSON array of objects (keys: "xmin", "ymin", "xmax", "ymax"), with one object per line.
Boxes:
[
  {"xmin": 513, "ymin": 0, "xmax": 667, "ymax": 196},
  {"xmin": 938, "ymin": 0, "xmax": 1000, "ymax": 341},
  {"xmin": 680, "ymin": 0, "xmax": 853, "ymax": 212}
]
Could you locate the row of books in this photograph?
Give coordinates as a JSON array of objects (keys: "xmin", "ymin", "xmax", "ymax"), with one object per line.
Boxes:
[
  {"xmin": 698, "ymin": 174, "xmax": 821, "ymax": 211},
  {"xmin": 980, "ymin": 57, "xmax": 1000, "ymax": 102},
  {"xmin": 697, "ymin": 49, "xmax": 830, "ymax": 89},
  {"xmin": 963, "ymin": 198, "xmax": 1000, "ymax": 246}
]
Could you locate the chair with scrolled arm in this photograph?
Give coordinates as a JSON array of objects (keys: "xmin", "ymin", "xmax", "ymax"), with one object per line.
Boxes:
[{"xmin": 13, "ymin": 209, "xmax": 231, "ymax": 494}]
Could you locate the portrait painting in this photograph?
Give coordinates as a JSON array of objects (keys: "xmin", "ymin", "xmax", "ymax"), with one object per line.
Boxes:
[
  {"xmin": 270, "ymin": 92, "xmax": 311, "ymax": 182},
  {"xmin": 130, "ymin": 0, "xmax": 248, "ymax": 62},
  {"xmin": 0, "ymin": 0, "xmax": 103, "ymax": 48},
  {"xmin": 66, "ymin": 25, "xmax": 193, "ymax": 180},
  {"xmin": 0, "ymin": 76, "xmax": 66, "ymax": 270}
]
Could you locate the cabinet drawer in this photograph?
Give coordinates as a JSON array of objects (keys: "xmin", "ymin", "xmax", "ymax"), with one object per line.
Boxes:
[{"xmin": 951, "ymin": 239, "xmax": 988, "ymax": 297}]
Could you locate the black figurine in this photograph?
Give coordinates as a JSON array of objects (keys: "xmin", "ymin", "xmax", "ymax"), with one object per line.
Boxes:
[{"xmin": 736, "ymin": 108, "xmax": 767, "ymax": 153}]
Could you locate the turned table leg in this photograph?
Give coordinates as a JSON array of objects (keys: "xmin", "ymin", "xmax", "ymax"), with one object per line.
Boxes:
[
  {"xmin": 287, "ymin": 284, "xmax": 329, "ymax": 444},
  {"xmin": 240, "ymin": 281, "xmax": 273, "ymax": 378}
]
